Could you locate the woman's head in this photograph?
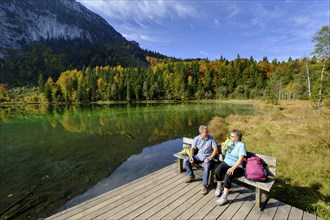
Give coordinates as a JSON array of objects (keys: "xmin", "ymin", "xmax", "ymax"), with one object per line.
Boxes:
[{"xmin": 230, "ymin": 129, "xmax": 242, "ymax": 142}]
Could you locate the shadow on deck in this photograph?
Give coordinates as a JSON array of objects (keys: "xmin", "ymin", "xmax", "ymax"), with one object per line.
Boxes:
[{"xmin": 46, "ymin": 163, "xmax": 322, "ymax": 220}]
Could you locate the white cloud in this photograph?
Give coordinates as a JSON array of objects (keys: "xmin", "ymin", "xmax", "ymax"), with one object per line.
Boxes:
[
  {"xmin": 78, "ymin": 0, "xmax": 198, "ymax": 23},
  {"xmin": 77, "ymin": 0, "xmax": 329, "ymax": 60},
  {"xmin": 118, "ymin": 22, "xmax": 163, "ymax": 43},
  {"xmin": 292, "ymin": 16, "xmax": 310, "ymax": 26},
  {"xmin": 78, "ymin": 0, "xmax": 199, "ymax": 45},
  {"xmin": 122, "ymin": 33, "xmax": 158, "ymax": 43},
  {"xmin": 250, "ymin": 17, "xmax": 265, "ymax": 29},
  {"xmin": 226, "ymin": 4, "xmax": 240, "ymax": 19},
  {"xmin": 173, "ymin": 2, "xmax": 198, "ymax": 18},
  {"xmin": 139, "ymin": 34, "xmax": 157, "ymax": 42},
  {"xmin": 213, "ymin": 18, "xmax": 221, "ymax": 28},
  {"xmin": 199, "ymin": 51, "xmax": 208, "ymax": 56}
]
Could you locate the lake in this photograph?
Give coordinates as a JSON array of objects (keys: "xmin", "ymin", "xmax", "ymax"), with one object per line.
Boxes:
[{"xmin": 0, "ymin": 102, "xmax": 253, "ymax": 219}]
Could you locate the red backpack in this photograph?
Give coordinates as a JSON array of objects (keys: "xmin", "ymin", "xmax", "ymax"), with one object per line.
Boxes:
[{"xmin": 245, "ymin": 156, "xmax": 268, "ymax": 182}]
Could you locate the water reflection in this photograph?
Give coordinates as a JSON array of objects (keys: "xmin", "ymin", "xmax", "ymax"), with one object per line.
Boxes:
[
  {"xmin": 62, "ymin": 138, "xmax": 182, "ymax": 210},
  {"xmin": 0, "ymin": 103, "xmax": 253, "ymax": 219}
]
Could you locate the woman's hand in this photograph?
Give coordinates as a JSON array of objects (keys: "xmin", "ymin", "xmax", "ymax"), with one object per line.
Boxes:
[
  {"xmin": 221, "ymin": 142, "xmax": 226, "ymax": 155},
  {"xmin": 227, "ymin": 167, "xmax": 235, "ymax": 175}
]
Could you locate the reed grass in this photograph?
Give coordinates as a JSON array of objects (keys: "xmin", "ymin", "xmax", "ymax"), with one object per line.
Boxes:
[{"xmin": 208, "ymin": 100, "xmax": 330, "ymax": 219}]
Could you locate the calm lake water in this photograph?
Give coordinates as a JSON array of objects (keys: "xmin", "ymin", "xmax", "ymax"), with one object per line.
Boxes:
[{"xmin": 0, "ymin": 102, "xmax": 253, "ymax": 219}]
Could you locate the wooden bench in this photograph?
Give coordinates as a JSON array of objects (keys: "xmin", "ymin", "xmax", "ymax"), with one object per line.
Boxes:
[{"xmin": 173, "ymin": 137, "xmax": 276, "ymax": 209}]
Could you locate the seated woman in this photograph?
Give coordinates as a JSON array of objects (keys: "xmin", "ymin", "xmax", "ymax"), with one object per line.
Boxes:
[{"xmin": 214, "ymin": 129, "xmax": 247, "ymax": 206}]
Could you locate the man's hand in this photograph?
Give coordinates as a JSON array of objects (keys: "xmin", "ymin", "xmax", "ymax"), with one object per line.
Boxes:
[
  {"xmin": 204, "ymin": 158, "xmax": 210, "ymax": 163},
  {"xmin": 227, "ymin": 167, "xmax": 235, "ymax": 175},
  {"xmin": 189, "ymin": 157, "xmax": 194, "ymax": 163}
]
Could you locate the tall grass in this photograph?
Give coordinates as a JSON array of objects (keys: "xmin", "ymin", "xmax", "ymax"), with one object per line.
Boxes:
[{"xmin": 208, "ymin": 100, "xmax": 330, "ymax": 219}]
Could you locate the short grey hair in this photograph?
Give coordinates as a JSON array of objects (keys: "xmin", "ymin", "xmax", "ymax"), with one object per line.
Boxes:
[
  {"xmin": 199, "ymin": 125, "xmax": 208, "ymax": 133},
  {"xmin": 231, "ymin": 129, "xmax": 242, "ymax": 141}
]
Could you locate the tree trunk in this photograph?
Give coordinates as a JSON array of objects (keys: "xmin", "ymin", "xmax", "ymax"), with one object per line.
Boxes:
[
  {"xmin": 305, "ymin": 62, "xmax": 311, "ymax": 108},
  {"xmin": 318, "ymin": 60, "xmax": 325, "ymax": 108},
  {"xmin": 278, "ymin": 81, "xmax": 282, "ymax": 104}
]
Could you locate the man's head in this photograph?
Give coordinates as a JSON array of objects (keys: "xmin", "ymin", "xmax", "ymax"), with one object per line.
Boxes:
[
  {"xmin": 230, "ymin": 129, "xmax": 242, "ymax": 142},
  {"xmin": 199, "ymin": 125, "xmax": 208, "ymax": 138}
]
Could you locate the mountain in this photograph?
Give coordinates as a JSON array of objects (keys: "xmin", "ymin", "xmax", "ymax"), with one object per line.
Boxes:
[
  {"xmin": 0, "ymin": 0, "xmax": 167, "ymax": 86},
  {"xmin": 0, "ymin": 0, "xmax": 128, "ymax": 54}
]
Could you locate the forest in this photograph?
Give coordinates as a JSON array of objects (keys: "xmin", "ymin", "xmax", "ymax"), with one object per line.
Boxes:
[
  {"xmin": 1, "ymin": 56, "xmax": 328, "ymax": 104},
  {"xmin": 0, "ymin": 26, "xmax": 329, "ymax": 105},
  {"xmin": 0, "ymin": 38, "xmax": 169, "ymax": 86}
]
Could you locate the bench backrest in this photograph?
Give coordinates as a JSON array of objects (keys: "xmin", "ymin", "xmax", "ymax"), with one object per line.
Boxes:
[
  {"xmin": 255, "ymin": 153, "xmax": 276, "ymax": 167},
  {"xmin": 183, "ymin": 137, "xmax": 194, "ymax": 146},
  {"xmin": 182, "ymin": 137, "xmax": 277, "ymax": 167}
]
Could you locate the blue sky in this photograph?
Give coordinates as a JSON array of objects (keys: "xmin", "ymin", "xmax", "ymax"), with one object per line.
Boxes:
[{"xmin": 78, "ymin": 0, "xmax": 329, "ymax": 61}]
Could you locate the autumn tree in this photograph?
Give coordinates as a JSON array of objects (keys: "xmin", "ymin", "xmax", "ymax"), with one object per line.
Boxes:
[{"xmin": 40, "ymin": 52, "xmax": 328, "ymax": 103}]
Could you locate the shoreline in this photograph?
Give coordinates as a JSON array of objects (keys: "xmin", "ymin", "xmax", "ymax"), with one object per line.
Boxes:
[{"xmin": 0, "ymin": 99, "xmax": 256, "ymax": 107}]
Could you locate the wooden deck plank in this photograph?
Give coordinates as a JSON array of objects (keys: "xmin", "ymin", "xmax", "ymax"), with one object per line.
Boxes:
[
  {"xmin": 124, "ymin": 180, "xmax": 200, "ymax": 219},
  {"xmin": 95, "ymin": 175, "xmax": 187, "ymax": 219},
  {"xmin": 172, "ymin": 189, "xmax": 215, "ymax": 220},
  {"xmin": 91, "ymin": 173, "xmax": 184, "ymax": 219},
  {"xmin": 273, "ymin": 202, "xmax": 291, "ymax": 220},
  {"xmin": 148, "ymin": 184, "xmax": 208, "ymax": 219},
  {"xmin": 189, "ymin": 184, "xmax": 244, "ymax": 220},
  {"xmin": 146, "ymin": 169, "xmax": 210, "ymax": 219},
  {"xmin": 161, "ymin": 187, "xmax": 205, "ymax": 219},
  {"xmin": 69, "ymin": 170, "xmax": 181, "ymax": 219},
  {"xmin": 231, "ymin": 192, "xmax": 255, "ymax": 220},
  {"xmin": 47, "ymin": 164, "xmax": 175, "ymax": 220},
  {"xmin": 259, "ymin": 198, "xmax": 281, "ymax": 220},
  {"xmin": 62, "ymin": 166, "xmax": 176, "ymax": 219},
  {"xmin": 288, "ymin": 206, "xmax": 304, "ymax": 220},
  {"xmin": 245, "ymin": 204, "xmax": 263, "ymax": 220},
  {"xmin": 189, "ymin": 198, "xmax": 217, "ymax": 220},
  {"xmin": 303, "ymin": 211, "xmax": 317, "ymax": 220},
  {"xmin": 118, "ymin": 176, "xmax": 194, "ymax": 220},
  {"xmin": 218, "ymin": 189, "xmax": 254, "ymax": 220},
  {"xmin": 136, "ymin": 182, "xmax": 201, "ymax": 219},
  {"xmin": 202, "ymin": 185, "xmax": 244, "ymax": 220},
  {"xmin": 46, "ymin": 163, "xmax": 323, "ymax": 220},
  {"xmin": 85, "ymin": 163, "xmax": 176, "ymax": 200}
]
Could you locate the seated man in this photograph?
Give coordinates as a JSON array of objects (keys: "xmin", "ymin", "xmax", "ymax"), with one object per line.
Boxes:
[{"xmin": 184, "ymin": 125, "xmax": 218, "ymax": 195}]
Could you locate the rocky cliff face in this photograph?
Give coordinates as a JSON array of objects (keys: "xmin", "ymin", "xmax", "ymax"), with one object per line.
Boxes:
[
  {"xmin": 0, "ymin": 0, "xmax": 127, "ymax": 57},
  {"xmin": 0, "ymin": 0, "xmax": 167, "ymax": 86}
]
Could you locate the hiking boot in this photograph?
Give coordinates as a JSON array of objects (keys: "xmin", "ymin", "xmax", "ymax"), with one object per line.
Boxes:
[
  {"xmin": 184, "ymin": 176, "xmax": 195, "ymax": 183},
  {"xmin": 201, "ymin": 185, "xmax": 208, "ymax": 195},
  {"xmin": 214, "ymin": 184, "xmax": 223, "ymax": 197},
  {"xmin": 216, "ymin": 195, "xmax": 228, "ymax": 206}
]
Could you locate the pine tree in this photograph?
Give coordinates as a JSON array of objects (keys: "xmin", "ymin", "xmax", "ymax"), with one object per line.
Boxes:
[
  {"xmin": 38, "ymin": 72, "xmax": 44, "ymax": 92},
  {"xmin": 44, "ymin": 77, "xmax": 53, "ymax": 102}
]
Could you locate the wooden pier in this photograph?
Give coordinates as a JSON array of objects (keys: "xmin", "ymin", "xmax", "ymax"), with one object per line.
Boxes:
[{"xmin": 47, "ymin": 163, "xmax": 322, "ymax": 220}]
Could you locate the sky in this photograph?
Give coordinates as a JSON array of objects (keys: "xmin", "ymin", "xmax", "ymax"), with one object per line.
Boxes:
[{"xmin": 78, "ymin": 0, "xmax": 330, "ymax": 62}]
